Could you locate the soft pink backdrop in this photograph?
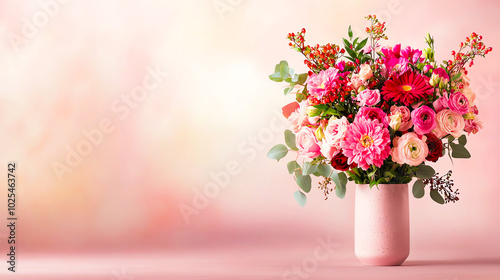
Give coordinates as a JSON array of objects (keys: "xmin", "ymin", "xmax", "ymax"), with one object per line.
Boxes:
[{"xmin": 0, "ymin": 0, "xmax": 499, "ymax": 278}]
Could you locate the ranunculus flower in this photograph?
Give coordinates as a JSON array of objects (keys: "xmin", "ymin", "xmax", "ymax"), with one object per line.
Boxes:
[
  {"xmin": 355, "ymin": 106, "xmax": 389, "ymax": 127},
  {"xmin": 425, "ymin": 133, "xmax": 443, "ymax": 162},
  {"xmin": 358, "ymin": 64, "xmax": 373, "ymax": 81},
  {"xmin": 296, "ymin": 127, "xmax": 321, "ymax": 159},
  {"xmin": 391, "ymin": 132, "xmax": 429, "ymax": 166},
  {"xmin": 331, "ymin": 152, "xmax": 354, "ymax": 171},
  {"xmin": 464, "ymin": 117, "xmax": 483, "ymax": 135},
  {"xmin": 390, "ymin": 106, "xmax": 412, "ymax": 131},
  {"xmin": 433, "ymin": 109, "xmax": 466, "ymax": 138},
  {"xmin": 448, "ymin": 91, "xmax": 469, "ymax": 115},
  {"xmin": 356, "ymin": 89, "xmax": 381, "ymax": 106},
  {"xmin": 324, "ymin": 116, "xmax": 349, "ymax": 151},
  {"xmin": 433, "ymin": 95, "xmax": 448, "ymax": 112},
  {"xmin": 411, "ymin": 105, "xmax": 437, "ymax": 135}
]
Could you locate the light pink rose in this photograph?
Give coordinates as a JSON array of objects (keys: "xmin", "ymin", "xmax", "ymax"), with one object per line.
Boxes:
[
  {"xmin": 390, "ymin": 106, "xmax": 413, "ymax": 131},
  {"xmin": 433, "ymin": 109, "xmax": 466, "ymax": 138},
  {"xmin": 357, "ymin": 89, "xmax": 381, "ymax": 106},
  {"xmin": 464, "ymin": 117, "xmax": 483, "ymax": 135},
  {"xmin": 323, "ymin": 116, "xmax": 349, "ymax": 150},
  {"xmin": 391, "ymin": 132, "xmax": 429, "ymax": 166},
  {"xmin": 358, "ymin": 64, "xmax": 373, "ymax": 82},
  {"xmin": 350, "ymin": 74, "xmax": 363, "ymax": 91},
  {"xmin": 288, "ymin": 101, "xmax": 317, "ymax": 133},
  {"xmin": 296, "ymin": 127, "xmax": 321, "ymax": 159},
  {"xmin": 320, "ymin": 140, "xmax": 339, "ymax": 160}
]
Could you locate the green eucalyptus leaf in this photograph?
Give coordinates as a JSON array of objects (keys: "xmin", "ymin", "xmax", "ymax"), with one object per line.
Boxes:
[
  {"xmin": 287, "ymin": 161, "xmax": 300, "ymax": 174},
  {"xmin": 450, "ymin": 143, "xmax": 471, "ymax": 158},
  {"xmin": 269, "ymin": 72, "xmax": 283, "ymax": 82},
  {"xmin": 293, "ymin": 190, "xmax": 307, "ymax": 207},
  {"xmin": 430, "ymin": 189, "xmax": 445, "ymax": 204},
  {"xmin": 348, "ymin": 25, "xmax": 353, "ymax": 38},
  {"xmin": 302, "ymin": 162, "xmax": 318, "ymax": 176},
  {"xmin": 284, "ymin": 86, "xmax": 294, "ymax": 95},
  {"xmin": 317, "ymin": 164, "xmax": 332, "ymax": 178},
  {"xmin": 297, "ymin": 73, "xmax": 308, "ymax": 85},
  {"xmin": 416, "ymin": 165, "xmax": 435, "ymax": 179},
  {"xmin": 284, "ymin": 130, "xmax": 297, "ymax": 151},
  {"xmin": 412, "ymin": 179, "xmax": 425, "ymax": 198},
  {"xmin": 295, "ymin": 171, "xmax": 312, "ymax": 193},
  {"xmin": 458, "ymin": 135, "xmax": 467, "ymax": 146},
  {"xmin": 267, "ymin": 144, "xmax": 288, "ymax": 161}
]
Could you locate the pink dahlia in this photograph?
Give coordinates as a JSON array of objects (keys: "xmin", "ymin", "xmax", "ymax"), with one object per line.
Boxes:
[
  {"xmin": 306, "ymin": 68, "xmax": 339, "ymax": 99},
  {"xmin": 341, "ymin": 116, "xmax": 391, "ymax": 170},
  {"xmin": 381, "ymin": 71, "xmax": 434, "ymax": 106}
]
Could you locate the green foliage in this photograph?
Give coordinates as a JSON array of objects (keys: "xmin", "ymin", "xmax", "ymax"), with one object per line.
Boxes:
[
  {"xmin": 269, "ymin": 61, "xmax": 308, "ymax": 101},
  {"xmin": 287, "ymin": 161, "xmax": 300, "ymax": 174},
  {"xmin": 267, "ymin": 144, "xmax": 288, "ymax": 161},
  {"xmin": 412, "ymin": 179, "xmax": 425, "ymax": 198},
  {"xmin": 416, "ymin": 164, "xmax": 435, "ymax": 179},
  {"xmin": 430, "ymin": 189, "xmax": 445, "ymax": 204},
  {"xmin": 293, "ymin": 190, "xmax": 307, "ymax": 207},
  {"xmin": 284, "ymin": 130, "xmax": 297, "ymax": 151},
  {"xmin": 295, "ymin": 171, "xmax": 311, "ymax": 193},
  {"xmin": 302, "ymin": 162, "xmax": 318, "ymax": 176}
]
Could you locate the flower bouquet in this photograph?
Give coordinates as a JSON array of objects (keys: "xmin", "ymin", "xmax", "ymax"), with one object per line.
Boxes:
[{"xmin": 267, "ymin": 15, "xmax": 491, "ymax": 265}]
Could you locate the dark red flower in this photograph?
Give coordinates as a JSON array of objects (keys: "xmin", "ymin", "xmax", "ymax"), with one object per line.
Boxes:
[
  {"xmin": 331, "ymin": 152, "xmax": 356, "ymax": 171},
  {"xmin": 425, "ymin": 133, "xmax": 443, "ymax": 162}
]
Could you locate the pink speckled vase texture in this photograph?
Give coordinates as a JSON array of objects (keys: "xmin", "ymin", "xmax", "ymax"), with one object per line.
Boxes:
[{"xmin": 355, "ymin": 183, "xmax": 410, "ymax": 266}]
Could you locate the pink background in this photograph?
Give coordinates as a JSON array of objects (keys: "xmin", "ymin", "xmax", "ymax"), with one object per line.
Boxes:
[{"xmin": 0, "ymin": 0, "xmax": 499, "ymax": 278}]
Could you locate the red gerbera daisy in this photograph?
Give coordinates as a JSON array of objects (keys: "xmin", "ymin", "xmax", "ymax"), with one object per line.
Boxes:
[{"xmin": 381, "ymin": 71, "xmax": 434, "ymax": 106}]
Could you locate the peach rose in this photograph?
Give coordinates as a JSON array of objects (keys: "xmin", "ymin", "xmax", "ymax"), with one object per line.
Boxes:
[
  {"xmin": 358, "ymin": 64, "xmax": 373, "ymax": 82},
  {"xmin": 390, "ymin": 106, "xmax": 413, "ymax": 131},
  {"xmin": 350, "ymin": 74, "xmax": 363, "ymax": 91},
  {"xmin": 391, "ymin": 132, "xmax": 429, "ymax": 166},
  {"xmin": 433, "ymin": 109, "xmax": 465, "ymax": 138},
  {"xmin": 288, "ymin": 101, "xmax": 318, "ymax": 133}
]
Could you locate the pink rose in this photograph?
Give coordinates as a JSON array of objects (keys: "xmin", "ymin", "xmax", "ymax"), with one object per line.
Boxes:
[
  {"xmin": 390, "ymin": 106, "xmax": 413, "ymax": 131},
  {"xmin": 296, "ymin": 127, "xmax": 321, "ymax": 159},
  {"xmin": 464, "ymin": 117, "xmax": 483, "ymax": 135},
  {"xmin": 320, "ymin": 140, "xmax": 339, "ymax": 160},
  {"xmin": 356, "ymin": 89, "xmax": 381, "ymax": 106},
  {"xmin": 324, "ymin": 116, "xmax": 349, "ymax": 150},
  {"xmin": 391, "ymin": 132, "xmax": 429, "ymax": 166},
  {"xmin": 448, "ymin": 91, "xmax": 469, "ymax": 115},
  {"xmin": 350, "ymin": 74, "xmax": 363, "ymax": 91},
  {"xmin": 358, "ymin": 64, "xmax": 373, "ymax": 81},
  {"xmin": 356, "ymin": 107, "xmax": 389, "ymax": 127},
  {"xmin": 411, "ymin": 105, "xmax": 437, "ymax": 135},
  {"xmin": 433, "ymin": 96, "xmax": 448, "ymax": 112},
  {"xmin": 288, "ymin": 101, "xmax": 317, "ymax": 133},
  {"xmin": 433, "ymin": 109, "xmax": 465, "ymax": 138}
]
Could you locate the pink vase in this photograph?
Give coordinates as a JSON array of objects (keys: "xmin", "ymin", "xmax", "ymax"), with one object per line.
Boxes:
[{"xmin": 354, "ymin": 183, "xmax": 409, "ymax": 266}]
